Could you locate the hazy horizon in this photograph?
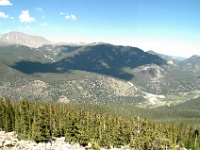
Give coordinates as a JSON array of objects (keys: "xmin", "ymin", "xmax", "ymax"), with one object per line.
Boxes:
[{"xmin": 0, "ymin": 0, "xmax": 200, "ymax": 57}]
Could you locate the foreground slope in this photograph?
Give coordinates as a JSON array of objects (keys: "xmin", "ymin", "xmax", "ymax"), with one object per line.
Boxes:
[{"xmin": 0, "ymin": 99, "xmax": 199, "ymax": 149}]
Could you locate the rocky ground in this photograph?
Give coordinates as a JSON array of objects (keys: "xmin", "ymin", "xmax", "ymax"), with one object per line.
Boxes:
[{"xmin": 0, "ymin": 131, "xmax": 130, "ymax": 150}]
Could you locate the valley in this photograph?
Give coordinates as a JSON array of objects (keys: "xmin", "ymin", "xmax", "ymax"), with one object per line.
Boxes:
[{"xmin": 0, "ymin": 32, "xmax": 200, "ymax": 108}]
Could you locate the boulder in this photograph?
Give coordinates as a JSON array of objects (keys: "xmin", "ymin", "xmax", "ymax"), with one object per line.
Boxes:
[
  {"xmin": 55, "ymin": 137, "xmax": 65, "ymax": 145},
  {"xmin": 61, "ymin": 143, "xmax": 71, "ymax": 150},
  {"xmin": 71, "ymin": 142, "xmax": 85, "ymax": 150},
  {"xmin": 85, "ymin": 142, "xmax": 92, "ymax": 149},
  {"xmin": 0, "ymin": 131, "xmax": 5, "ymax": 136},
  {"xmin": 3, "ymin": 139, "xmax": 15, "ymax": 148}
]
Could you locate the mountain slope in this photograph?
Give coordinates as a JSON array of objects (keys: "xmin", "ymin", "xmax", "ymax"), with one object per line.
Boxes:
[
  {"xmin": 147, "ymin": 50, "xmax": 177, "ymax": 64},
  {"xmin": 0, "ymin": 42, "xmax": 167, "ymax": 104},
  {"xmin": 0, "ymin": 32, "xmax": 200, "ymax": 106},
  {"xmin": 178, "ymin": 55, "xmax": 200, "ymax": 74},
  {"xmin": 12, "ymin": 44, "xmax": 167, "ymax": 80}
]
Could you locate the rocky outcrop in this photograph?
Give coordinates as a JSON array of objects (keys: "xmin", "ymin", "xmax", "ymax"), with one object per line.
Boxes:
[
  {"xmin": 0, "ymin": 131, "xmax": 18, "ymax": 148},
  {"xmin": 0, "ymin": 131, "xmax": 85, "ymax": 149},
  {"xmin": 0, "ymin": 131, "xmax": 131, "ymax": 150},
  {"xmin": 0, "ymin": 131, "xmax": 189, "ymax": 150}
]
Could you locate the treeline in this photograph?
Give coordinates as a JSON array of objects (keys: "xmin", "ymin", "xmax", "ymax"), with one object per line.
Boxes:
[{"xmin": 0, "ymin": 99, "xmax": 200, "ymax": 149}]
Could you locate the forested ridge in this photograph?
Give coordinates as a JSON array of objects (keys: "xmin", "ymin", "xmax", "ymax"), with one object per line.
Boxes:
[{"xmin": 0, "ymin": 99, "xmax": 200, "ymax": 149}]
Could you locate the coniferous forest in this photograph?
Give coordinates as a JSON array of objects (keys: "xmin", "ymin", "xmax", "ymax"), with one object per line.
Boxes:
[{"xmin": 0, "ymin": 99, "xmax": 200, "ymax": 149}]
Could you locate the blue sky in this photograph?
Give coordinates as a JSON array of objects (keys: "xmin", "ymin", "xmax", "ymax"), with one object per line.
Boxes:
[{"xmin": 0, "ymin": 0, "xmax": 200, "ymax": 57}]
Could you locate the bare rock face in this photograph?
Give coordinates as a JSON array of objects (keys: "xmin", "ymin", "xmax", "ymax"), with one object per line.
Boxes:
[
  {"xmin": 0, "ymin": 131, "xmax": 86, "ymax": 150},
  {"xmin": 0, "ymin": 131, "xmax": 18, "ymax": 148},
  {"xmin": 0, "ymin": 31, "xmax": 51, "ymax": 48},
  {"xmin": 0, "ymin": 131, "xmax": 188, "ymax": 150},
  {"xmin": 0, "ymin": 131, "xmax": 129, "ymax": 150}
]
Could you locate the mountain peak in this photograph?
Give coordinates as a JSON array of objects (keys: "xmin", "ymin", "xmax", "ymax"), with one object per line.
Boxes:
[
  {"xmin": 0, "ymin": 31, "xmax": 51, "ymax": 48},
  {"xmin": 185, "ymin": 55, "xmax": 200, "ymax": 62},
  {"xmin": 190, "ymin": 55, "xmax": 200, "ymax": 59}
]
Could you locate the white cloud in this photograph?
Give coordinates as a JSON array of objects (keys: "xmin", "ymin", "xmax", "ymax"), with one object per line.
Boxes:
[
  {"xmin": 70, "ymin": 14, "xmax": 76, "ymax": 20},
  {"xmin": 10, "ymin": 16, "xmax": 14, "ymax": 19},
  {"xmin": 35, "ymin": 7, "xmax": 43, "ymax": 12},
  {"xmin": 0, "ymin": 0, "xmax": 12, "ymax": 6},
  {"xmin": 19, "ymin": 10, "xmax": 36, "ymax": 23},
  {"xmin": 24, "ymin": 25, "xmax": 32, "ymax": 31},
  {"xmin": 65, "ymin": 15, "xmax": 70, "ymax": 19},
  {"xmin": 0, "ymin": 12, "xmax": 9, "ymax": 18},
  {"xmin": 40, "ymin": 21, "xmax": 48, "ymax": 26},
  {"xmin": 65, "ymin": 14, "xmax": 77, "ymax": 20},
  {"xmin": 60, "ymin": 12, "xmax": 77, "ymax": 20}
]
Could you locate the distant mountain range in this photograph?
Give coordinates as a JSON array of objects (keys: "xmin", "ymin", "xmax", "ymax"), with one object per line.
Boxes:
[
  {"xmin": 0, "ymin": 31, "xmax": 51, "ymax": 48},
  {"xmin": 0, "ymin": 31, "xmax": 200, "ymax": 107}
]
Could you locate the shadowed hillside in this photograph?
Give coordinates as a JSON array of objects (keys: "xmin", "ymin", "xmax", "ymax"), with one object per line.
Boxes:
[{"xmin": 11, "ymin": 44, "xmax": 166, "ymax": 80}]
